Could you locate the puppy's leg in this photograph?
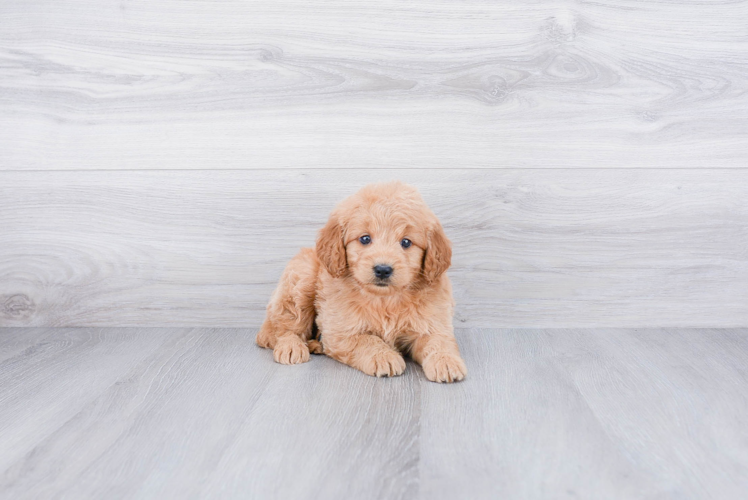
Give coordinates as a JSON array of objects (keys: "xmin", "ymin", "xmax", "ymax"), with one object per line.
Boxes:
[
  {"xmin": 257, "ymin": 248, "xmax": 318, "ymax": 365},
  {"xmin": 408, "ymin": 329, "xmax": 467, "ymax": 383},
  {"xmin": 324, "ymin": 333, "xmax": 406, "ymax": 378}
]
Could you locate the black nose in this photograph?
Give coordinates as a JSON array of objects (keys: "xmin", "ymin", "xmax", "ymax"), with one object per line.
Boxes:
[{"xmin": 373, "ymin": 265, "xmax": 393, "ymax": 280}]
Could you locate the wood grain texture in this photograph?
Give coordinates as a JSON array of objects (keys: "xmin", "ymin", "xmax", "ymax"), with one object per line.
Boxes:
[
  {"xmin": 419, "ymin": 328, "xmax": 748, "ymax": 499},
  {"xmin": 1, "ymin": 169, "xmax": 746, "ymax": 328},
  {"xmin": 1, "ymin": 0, "xmax": 747, "ymax": 170},
  {"xmin": 1, "ymin": 327, "xmax": 746, "ymax": 498},
  {"xmin": 0, "ymin": 328, "xmax": 178, "ymax": 476}
]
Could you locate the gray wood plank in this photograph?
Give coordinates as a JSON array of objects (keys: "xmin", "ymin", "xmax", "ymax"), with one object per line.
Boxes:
[
  {"xmin": 0, "ymin": 328, "xmax": 52, "ymax": 357},
  {"xmin": 552, "ymin": 328, "xmax": 748, "ymax": 498},
  {"xmin": 2, "ymin": 169, "xmax": 746, "ymax": 328},
  {"xmin": 198, "ymin": 353, "xmax": 419, "ymax": 499},
  {"xmin": 0, "ymin": 328, "xmax": 179, "ymax": 475},
  {"xmin": 1, "ymin": 328, "xmax": 747, "ymax": 499},
  {"xmin": 1, "ymin": 0, "xmax": 747, "ymax": 170},
  {"xmin": 2, "ymin": 328, "xmax": 268, "ymax": 499},
  {"xmin": 419, "ymin": 328, "xmax": 655, "ymax": 499},
  {"xmin": 0, "ymin": 328, "xmax": 418, "ymax": 499},
  {"xmin": 420, "ymin": 328, "xmax": 748, "ymax": 499}
]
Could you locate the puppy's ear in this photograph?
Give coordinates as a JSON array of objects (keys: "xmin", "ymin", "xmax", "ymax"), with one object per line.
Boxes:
[
  {"xmin": 422, "ymin": 222, "xmax": 452, "ymax": 283},
  {"xmin": 316, "ymin": 213, "xmax": 347, "ymax": 278}
]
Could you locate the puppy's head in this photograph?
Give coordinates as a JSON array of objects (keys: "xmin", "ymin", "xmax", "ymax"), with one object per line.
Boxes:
[{"xmin": 316, "ymin": 181, "xmax": 451, "ymax": 294}]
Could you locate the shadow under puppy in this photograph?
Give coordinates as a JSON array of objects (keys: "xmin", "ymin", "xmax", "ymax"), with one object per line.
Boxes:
[{"xmin": 257, "ymin": 181, "xmax": 467, "ymax": 383}]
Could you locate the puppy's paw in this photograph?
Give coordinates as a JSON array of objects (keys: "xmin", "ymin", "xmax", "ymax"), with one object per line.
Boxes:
[
  {"xmin": 360, "ymin": 349, "xmax": 406, "ymax": 378},
  {"xmin": 307, "ymin": 339, "xmax": 324, "ymax": 354},
  {"xmin": 422, "ymin": 353, "xmax": 467, "ymax": 383},
  {"xmin": 273, "ymin": 336, "xmax": 310, "ymax": 365},
  {"xmin": 256, "ymin": 324, "xmax": 274, "ymax": 349}
]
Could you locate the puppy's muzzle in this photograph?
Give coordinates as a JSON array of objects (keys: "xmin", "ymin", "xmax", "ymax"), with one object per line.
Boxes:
[{"xmin": 373, "ymin": 264, "xmax": 393, "ymax": 285}]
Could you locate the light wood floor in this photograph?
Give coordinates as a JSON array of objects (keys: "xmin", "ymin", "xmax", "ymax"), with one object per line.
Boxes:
[{"xmin": 1, "ymin": 328, "xmax": 746, "ymax": 499}]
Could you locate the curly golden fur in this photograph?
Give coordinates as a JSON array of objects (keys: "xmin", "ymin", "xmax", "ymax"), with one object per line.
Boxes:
[{"xmin": 256, "ymin": 181, "xmax": 467, "ymax": 383}]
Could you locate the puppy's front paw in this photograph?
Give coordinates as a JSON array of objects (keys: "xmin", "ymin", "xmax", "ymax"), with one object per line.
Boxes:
[
  {"xmin": 273, "ymin": 336, "xmax": 310, "ymax": 365},
  {"xmin": 360, "ymin": 349, "xmax": 406, "ymax": 378},
  {"xmin": 422, "ymin": 353, "xmax": 467, "ymax": 383}
]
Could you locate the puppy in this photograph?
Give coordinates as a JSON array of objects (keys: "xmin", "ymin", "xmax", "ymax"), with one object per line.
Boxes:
[{"xmin": 256, "ymin": 181, "xmax": 467, "ymax": 383}]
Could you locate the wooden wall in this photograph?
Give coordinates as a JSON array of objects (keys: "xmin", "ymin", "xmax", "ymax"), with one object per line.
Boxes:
[{"xmin": 2, "ymin": 0, "xmax": 747, "ymax": 328}]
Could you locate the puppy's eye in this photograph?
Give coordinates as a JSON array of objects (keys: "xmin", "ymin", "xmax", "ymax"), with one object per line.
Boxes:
[
  {"xmin": 400, "ymin": 238, "xmax": 412, "ymax": 249},
  {"xmin": 359, "ymin": 235, "xmax": 371, "ymax": 245}
]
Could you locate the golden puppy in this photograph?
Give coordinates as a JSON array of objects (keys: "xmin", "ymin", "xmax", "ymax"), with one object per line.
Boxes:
[{"xmin": 256, "ymin": 181, "xmax": 467, "ymax": 383}]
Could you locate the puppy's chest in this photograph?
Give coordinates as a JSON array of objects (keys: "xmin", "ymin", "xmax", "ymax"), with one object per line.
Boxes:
[{"xmin": 361, "ymin": 303, "xmax": 425, "ymax": 341}]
